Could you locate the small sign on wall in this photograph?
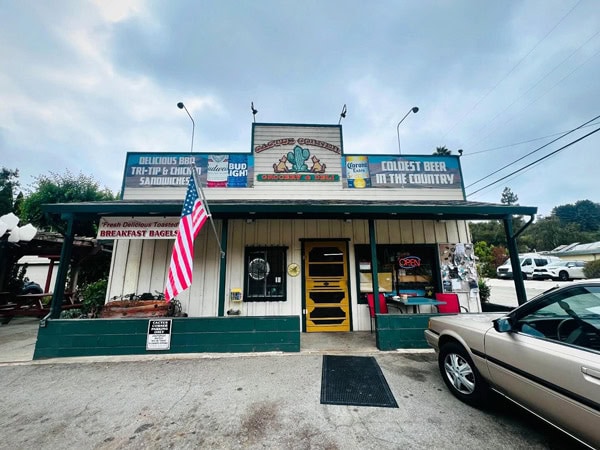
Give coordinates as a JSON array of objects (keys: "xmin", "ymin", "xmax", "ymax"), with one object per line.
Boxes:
[{"xmin": 146, "ymin": 319, "xmax": 172, "ymax": 351}]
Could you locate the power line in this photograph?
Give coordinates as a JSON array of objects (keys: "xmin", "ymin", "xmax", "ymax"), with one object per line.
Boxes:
[
  {"xmin": 463, "ymin": 121, "xmax": 600, "ymax": 156},
  {"xmin": 468, "ymin": 161, "xmax": 541, "ymax": 200},
  {"xmin": 440, "ymin": 0, "xmax": 582, "ymax": 140},
  {"xmin": 467, "ymin": 44, "xmax": 600, "ymax": 148},
  {"xmin": 465, "ymin": 114, "xmax": 600, "ymax": 189},
  {"xmin": 465, "ymin": 27, "xmax": 600, "ymax": 148},
  {"xmin": 466, "ymin": 125, "xmax": 600, "ymax": 197}
]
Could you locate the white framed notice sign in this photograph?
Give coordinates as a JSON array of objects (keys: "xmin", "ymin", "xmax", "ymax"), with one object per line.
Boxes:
[{"xmin": 146, "ymin": 319, "xmax": 172, "ymax": 351}]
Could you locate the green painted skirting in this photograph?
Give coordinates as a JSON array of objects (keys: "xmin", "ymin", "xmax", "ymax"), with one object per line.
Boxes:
[
  {"xmin": 34, "ymin": 316, "xmax": 301, "ymax": 359},
  {"xmin": 375, "ymin": 313, "xmax": 440, "ymax": 350}
]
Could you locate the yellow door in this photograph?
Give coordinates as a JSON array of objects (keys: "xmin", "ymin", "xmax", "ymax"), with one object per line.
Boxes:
[{"xmin": 304, "ymin": 241, "xmax": 350, "ymax": 332}]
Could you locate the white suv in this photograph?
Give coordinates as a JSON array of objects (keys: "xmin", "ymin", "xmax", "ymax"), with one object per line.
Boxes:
[
  {"xmin": 545, "ymin": 260, "xmax": 587, "ymax": 281},
  {"xmin": 496, "ymin": 254, "xmax": 560, "ymax": 280}
]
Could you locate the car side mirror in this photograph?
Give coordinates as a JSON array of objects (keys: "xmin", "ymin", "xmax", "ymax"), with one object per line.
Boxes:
[{"xmin": 493, "ymin": 317, "xmax": 513, "ymax": 333}]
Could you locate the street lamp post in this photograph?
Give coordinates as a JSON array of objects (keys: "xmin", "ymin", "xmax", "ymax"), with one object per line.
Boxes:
[
  {"xmin": 177, "ymin": 102, "xmax": 195, "ymax": 153},
  {"xmin": 396, "ymin": 106, "xmax": 419, "ymax": 155}
]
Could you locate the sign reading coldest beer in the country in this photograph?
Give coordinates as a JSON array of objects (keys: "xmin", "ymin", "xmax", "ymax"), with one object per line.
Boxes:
[
  {"xmin": 342, "ymin": 155, "xmax": 462, "ymax": 189},
  {"xmin": 146, "ymin": 319, "xmax": 172, "ymax": 351},
  {"xmin": 123, "ymin": 152, "xmax": 254, "ymax": 189}
]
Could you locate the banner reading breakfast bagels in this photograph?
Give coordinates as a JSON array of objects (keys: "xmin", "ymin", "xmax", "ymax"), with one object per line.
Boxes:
[
  {"xmin": 343, "ymin": 155, "xmax": 462, "ymax": 189},
  {"xmin": 97, "ymin": 217, "xmax": 179, "ymax": 239}
]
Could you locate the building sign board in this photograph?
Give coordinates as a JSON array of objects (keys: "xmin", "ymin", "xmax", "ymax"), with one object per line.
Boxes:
[
  {"xmin": 97, "ymin": 217, "xmax": 179, "ymax": 239},
  {"xmin": 343, "ymin": 155, "xmax": 462, "ymax": 189},
  {"xmin": 146, "ymin": 319, "xmax": 172, "ymax": 351},
  {"xmin": 123, "ymin": 153, "xmax": 254, "ymax": 189},
  {"xmin": 252, "ymin": 124, "xmax": 343, "ymax": 183},
  {"xmin": 120, "ymin": 133, "xmax": 463, "ymax": 193}
]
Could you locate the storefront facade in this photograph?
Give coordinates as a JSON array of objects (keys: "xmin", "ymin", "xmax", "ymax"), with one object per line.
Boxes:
[{"xmin": 36, "ymin": 123, "xmax": 536, "ymax": 357}]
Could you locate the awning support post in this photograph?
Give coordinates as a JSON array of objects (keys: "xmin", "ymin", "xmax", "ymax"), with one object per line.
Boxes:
[
  {"xmin": 217, "ymin": 219, "xmax": 228, "ymax": 317},
  {"xmin": 368, "ymin": 219, "xmax": 380, "ymax": 314},
  {"xmin": 49, "ymin": 214, "xmax": 75, "ymax": 319},
  {"xmin": 503, "ymin": 216, "xmax": 528, "ymax": 306}
]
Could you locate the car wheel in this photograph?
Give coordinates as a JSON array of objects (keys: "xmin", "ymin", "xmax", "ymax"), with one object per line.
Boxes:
[
  {"xmin": 438, "ymin": 342, "xmax": 489, "ymax": 407},
  {"xmin": 558, "ymin": 271, "xmax": 569, "ymax": 281}
]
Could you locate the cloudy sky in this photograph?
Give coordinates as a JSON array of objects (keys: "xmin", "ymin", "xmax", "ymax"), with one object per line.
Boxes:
[{"xmin": 1, "ymin": 0, "xmax": 599, "ymax": 216}]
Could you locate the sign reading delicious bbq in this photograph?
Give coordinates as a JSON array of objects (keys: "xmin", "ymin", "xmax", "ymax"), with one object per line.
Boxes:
[{"xmin": 123, "ymin": 153, "xmax": 254, "ymax": 189}]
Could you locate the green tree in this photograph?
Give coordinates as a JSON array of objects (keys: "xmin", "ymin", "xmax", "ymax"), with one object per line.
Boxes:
[
  {"xmin": 20, "ymin": 171, "xmax": 115, "ymax": 236},
  {"xmin": 519, "ymin": 216, "xmax": 590, "ymax": 251},
  {"xmin": 553, "ymin": 200, "xmax": 600, "ymax": 232},
  {"xmin": 474, "ymin": 242, "xmax": 508, "ymax": 277},
  {"xmin": 432, "ymin": 146, "xmax": 452, "ymax": 156},
  {"xmin": 0, "ymin": 168, "xmax": 19, "ymax": 215},
  {"xmin": 474, "ymin": 241, "xmax": 494, "ymax": 277},
  {"xmin": 501, "ymin": 187, "xmax": 518, "ymax": 205},
  {"xmin": 469, "ymin": 221, "xmax": 506, "ymax": 247},
  {"xmin": 13, "ymin": 191, "xmax": 24, "ymax": 217}
]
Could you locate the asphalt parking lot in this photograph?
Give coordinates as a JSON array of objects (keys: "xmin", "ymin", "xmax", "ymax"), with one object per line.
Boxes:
[
  {"xmin": 485, "ymin": 278, "xmax": 571, "ymax": 307},
  {"xmin": 0, "ymin": 278, "xmax": 591, "ymax": 449},
  {"xmin": 0, "ymin": 351, "xmax": 589, "ymax": 449}
]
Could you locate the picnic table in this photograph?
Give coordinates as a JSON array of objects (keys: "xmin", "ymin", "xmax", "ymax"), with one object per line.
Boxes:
[{"xmin": 0, "ymin": 292, "xmax": 80, "ymax": 323}]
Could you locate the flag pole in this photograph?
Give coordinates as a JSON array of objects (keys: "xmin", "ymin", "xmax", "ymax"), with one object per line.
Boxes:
[
  {"xmin": 178, "ymin": 101, "xmax": 225, "ymax": 259},
  {"xmin": 192, "ymin": 166, "xmax": 225, "ymax": 258}
]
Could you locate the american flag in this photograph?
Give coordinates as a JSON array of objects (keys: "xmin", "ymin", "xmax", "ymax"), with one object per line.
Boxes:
[{"xmin": 164, "ymin": 173, "xmax": 208, "ymax": 302}]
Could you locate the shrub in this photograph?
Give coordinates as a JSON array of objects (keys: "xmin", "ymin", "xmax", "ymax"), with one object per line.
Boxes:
[
  {"xmin": 60, "ymin": 308, "xmax": 83, "ymax": 319},
  {"xmin": 478, "ymin": 278, "xmax": 491, "ymax": 303},
  {"xmin": 583, "ymin": 260, "xmax": 600, "ymax": 279},
  {"xmin": 81, "ymin": 279, "xmax": 108, "ymax": 317}
]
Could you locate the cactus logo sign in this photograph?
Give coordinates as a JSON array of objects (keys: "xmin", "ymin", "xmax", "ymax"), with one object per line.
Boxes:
[{"xmin": 253, "ymin": 124, "xmax": 342, "ymax": 183}]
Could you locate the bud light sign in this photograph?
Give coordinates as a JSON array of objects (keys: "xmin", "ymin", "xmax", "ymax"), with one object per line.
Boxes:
[
  {"xmin": 398, "ymin": 256, "xmax": 421, "ymax": 269},
  {"xmin": 228, "ymin": 154, "xmax": 251, "ymax": 187}
]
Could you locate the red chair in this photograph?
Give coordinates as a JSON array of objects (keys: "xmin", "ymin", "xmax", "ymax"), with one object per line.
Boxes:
[
  {"xmin": 435, "ymin": 293, "xmax": 468, "ymax": 313},
  {"xmin": 366, "ymin": 293, "xmax": 388, "ymax": 332}
]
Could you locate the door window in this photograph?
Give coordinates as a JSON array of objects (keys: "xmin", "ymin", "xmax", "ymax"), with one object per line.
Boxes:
[{"xmin": 516, "ymin": 285, "xmax": 600, "ymax": 352}]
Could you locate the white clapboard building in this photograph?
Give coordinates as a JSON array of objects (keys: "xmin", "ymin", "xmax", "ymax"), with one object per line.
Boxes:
[{"xmin": 46, "ymin": 123, "xmax": 536, "ymax": 333}]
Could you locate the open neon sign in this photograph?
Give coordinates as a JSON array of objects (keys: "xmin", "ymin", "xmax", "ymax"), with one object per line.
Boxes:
[{"xmin": 398, "ymin": 256, "xmax": 421, "ymax": 268}]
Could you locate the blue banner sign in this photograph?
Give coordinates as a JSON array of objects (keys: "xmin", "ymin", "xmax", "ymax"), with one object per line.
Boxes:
[
  {"xmin": 342, "ymin": 155, "xmax": 462, "ymax": 189},
  {"xmin": 123, "ymin": 152, "xmax": 254, "ymax": 189}
]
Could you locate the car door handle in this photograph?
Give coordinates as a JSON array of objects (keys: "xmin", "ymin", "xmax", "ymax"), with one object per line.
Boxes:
[{"xmin": 582, "ymin": 367, "xmax": 600, "ymax": 384}]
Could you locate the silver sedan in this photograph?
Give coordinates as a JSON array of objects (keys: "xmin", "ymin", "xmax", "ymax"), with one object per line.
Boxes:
[{"xmin": 425, "ymin": 281, "xmax": 600, "ymax": 449}]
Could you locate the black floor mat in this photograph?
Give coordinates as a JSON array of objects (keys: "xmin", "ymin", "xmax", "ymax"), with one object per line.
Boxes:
[{"xmin": 320, "ymin": 355, "xmax": 398, "ymax": 408}]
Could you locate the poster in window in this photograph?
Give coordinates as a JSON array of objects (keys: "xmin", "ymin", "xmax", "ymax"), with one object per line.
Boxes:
[{"xmin": 439, "ymin": 243, "xmax": 477, "ymax": 293}]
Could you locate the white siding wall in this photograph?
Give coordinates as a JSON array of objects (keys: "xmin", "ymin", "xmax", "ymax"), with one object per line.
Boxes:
[
  {"xmin": 107, "ymin": 223, "xmax": 222, "ymax": 317},
  {"xmin": 107, "ymin": 218, "xmax": 472, "ymax": 330},
  {"xmin": 123, "ymin": 186, "xmax": 464, "ymax": 202}
]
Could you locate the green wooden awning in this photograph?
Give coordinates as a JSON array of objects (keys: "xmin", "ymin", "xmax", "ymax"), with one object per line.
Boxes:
[{"xmin": 43, "ymin": 199, "xmax": 536, "ymax": 221}]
